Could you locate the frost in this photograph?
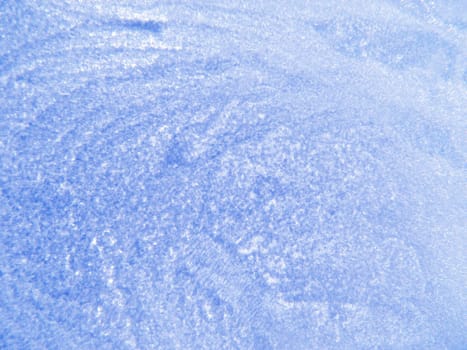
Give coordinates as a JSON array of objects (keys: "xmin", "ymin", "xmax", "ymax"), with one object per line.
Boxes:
[{"xmin": 1, "ymin": 0, "xmax": 466, "ymax": 349}]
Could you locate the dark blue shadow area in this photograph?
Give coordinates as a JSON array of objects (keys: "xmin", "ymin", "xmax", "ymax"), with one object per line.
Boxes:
[{"xmin": 110, "ymin": 19, "xmax": 164, "ymax": 34}]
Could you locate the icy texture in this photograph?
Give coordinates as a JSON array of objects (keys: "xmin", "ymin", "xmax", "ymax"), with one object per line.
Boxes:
[{"xmin": 1, "ymin": 0, "xmax": 466, "ymax": 349}]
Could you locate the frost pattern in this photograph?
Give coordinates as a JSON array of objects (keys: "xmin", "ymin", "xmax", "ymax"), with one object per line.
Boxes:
[{"xmin": 1, "ymin": 0, "xmax": 466, "ymax": 349}]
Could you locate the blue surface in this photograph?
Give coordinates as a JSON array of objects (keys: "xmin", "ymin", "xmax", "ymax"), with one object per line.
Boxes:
[{"xmin": 1, "ymin": 1, "xmax": 466, "ymax": 349}]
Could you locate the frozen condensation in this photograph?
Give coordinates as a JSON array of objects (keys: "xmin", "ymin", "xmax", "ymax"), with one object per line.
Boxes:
[{"xmin": 1, "ymin": 0, "xmax": 466, "ymax": 349}]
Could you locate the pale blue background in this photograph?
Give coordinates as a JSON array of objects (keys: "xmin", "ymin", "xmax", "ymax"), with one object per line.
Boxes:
[{"xmin": 0, "ymin": 1, "xmax": 466, "ymax": 349}]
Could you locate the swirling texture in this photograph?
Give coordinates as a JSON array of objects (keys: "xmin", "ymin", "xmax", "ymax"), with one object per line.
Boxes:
[{"xmin": 1, "ymin": 0, "xmax": 466, "ymax": 349}]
